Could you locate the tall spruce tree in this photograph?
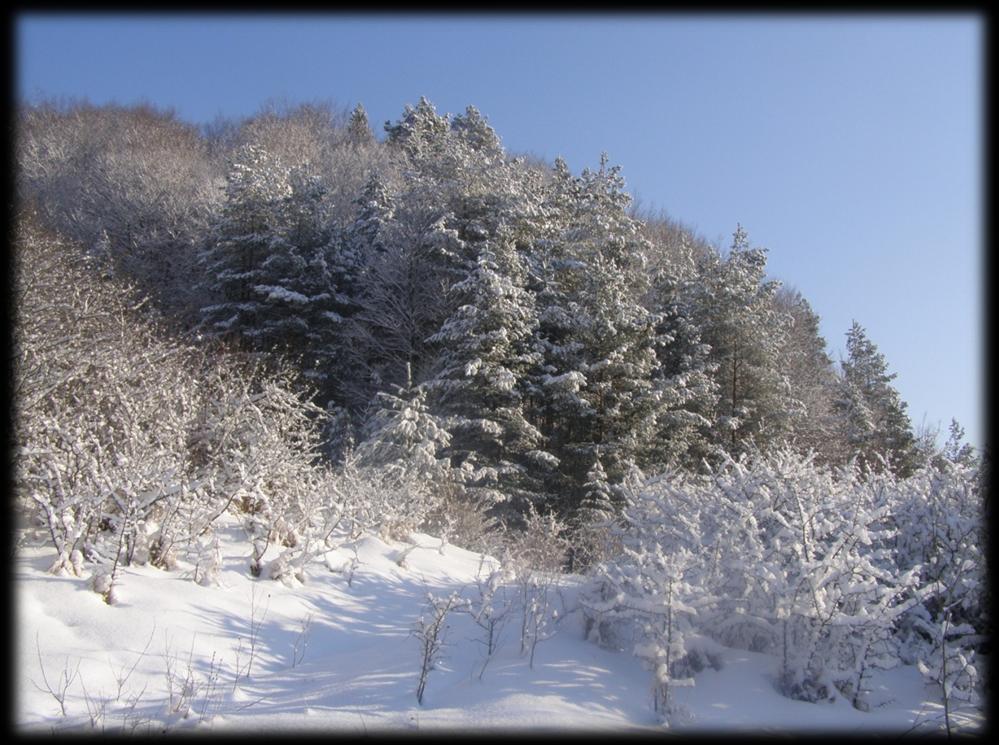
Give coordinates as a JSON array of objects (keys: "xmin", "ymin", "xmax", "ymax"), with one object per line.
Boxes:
[
  {"xmin": 773, "ymin": 287, "xmax": 842, "ymax": 466},
  {"xmin": 834, "ymin": 321, "xmax": 919, "ymax": 476},
  {"xmin": 346, "ymin": 102, "xmax": 375, "ymax": 147},
  {"xmin": 644, "ymin": 273, "xmax": 719, "ymax": 471},
  {"xmin": 690, "ymin": 225, "xmax": 798, "ymax": 458},
  {"xmin": 529, "ymin": 154, "xmax": 667, "ymax": 514},
  {"xmin": 250, "ymin": 169, "xmax": 340, "ymax": 375},
  {"xmin": 340, "ymin": 173, "xmax": 399, "ymax": 411},
  {"xmin": 426, "ymin": 246, "xmax": 551, "ymax": 517},
  {"xmin": 198, "ymin": 143, "xmax": 292, "ymax": 345}
]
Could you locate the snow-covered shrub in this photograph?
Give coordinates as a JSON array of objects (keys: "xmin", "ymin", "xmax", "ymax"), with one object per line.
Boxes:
[
  {"xmin": 335, "ymin": 458, "xmax": 438, "ymax": 542},
  {"xmin": 506, "ymin": 502, "xmax": 570, "ymax": 574},
  {"xmin": 889, "ymin": 460, "xmax": 985, "ymax": 647},
  {"xmin": 915, "ymin": 611, "xmax": 982, "ymax": 733},
  {"xmin": 413, "ymin": 592, "xmax": 463, "ymax": 705},
  {"xmin": 13, "ymin": 211, "xmax": 207, "ymax": 574},
  {"xmin": 581, "ymin": 469, "xmax": 705, "ymax": 722},
  {"xmin": 883, "ymin": 458, "xmax": 986, "ymax": 723},
  {"xmin": 14, "ymin": 212, "xmax": 343, "ymax": 587},
  {"xmin": 189, "ymin": 363, "xmax": 343, "ymax": 583},
  {"xmin": 192, "ymin": 532, "xmax": 223, "ymax": 587},
  {"xmin": 583, "ymin": 447, "xmax": 985, "ymax": 714},
  {"xmin": 690, "ymin": 450, "xmax": 926, "ymax": 703},
  {"xmin": 423, "ymin": 486, "xmax": 502, "ymax": 556},
  {"xmin": 517, "ymin": 569, "xmax": 561, "ymax": 669},
  {"xmin": 492, "ymin": 505, "xmax": 569, "ymax": 671},
  {"xmin": 463, "ymin": 557, "xmax": 514, "ymax": 679}
]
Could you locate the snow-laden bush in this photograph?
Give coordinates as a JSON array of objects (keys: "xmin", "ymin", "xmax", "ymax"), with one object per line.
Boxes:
[
  {"xmin": 695, "ymin": 451, "xmax": 924, "ymax": 703},
  {"xmin": 342, "ymin": 375, "xmax": 458, "ymax": 541},
  {"xmin": 505, "ymin": 502, "xmax": 570, "ymax": 574},
  {"xmin": 14, "ymin": 211, "xmax": 206, "ymax": 575},
  {"xmin": 189, "ymin": 362, "xmax": 344, "ymax": 584},
  {"xmin": 335, "ymin": 459, "xmax": 438, "ymax": 542},
  {"xmin": 883, "ymin": 459, "xmax": 986, "ymax": 719},
  {"xmin": 581, "ymin": 447, "xmax": 986, "ymax": 716},
  {"xmin": 463, "ymin": 556, "xmax": 514, "ymax": 679},
  {"xmin": 413, "ymin": 592, "xmax": 464, "ymax": 705},
  {"xmin": 14, "ymin": 212, "xmax": 343, "ymax": 589},
  {"xmin": 581, "ymin": 467, "xmax": 707, "ymax": 723},
  {"xmin": 888, "ymin": 460, "xmax": 986, "ymax": 650}
]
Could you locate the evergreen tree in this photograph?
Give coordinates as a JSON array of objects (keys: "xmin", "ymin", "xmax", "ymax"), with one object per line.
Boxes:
[
  {"xmin": 347, "ymin": 174, "xmax": 395, "ymax": 261},
  {"xmin": 580, "ymin": 454, "xmax": 616, "ymax": 519},
  {"xmin": 774, "ymin": 287, "xmax": 842, "ymax": 465},
  {"xmin": 346, "ymin": 102, "xmax": 375, "ymax": 147},
  {"xmin": 644, "ymin": 276, "xmax": 719, "ymax": 471},
  {"xmin": 572, "ymin": 453, "xmax": 619, "ymax": 569},
  {"xmin": 384, "ymin": 96, "xmax": 451, "ymax": 166},
  {"xmin": 199, "ymin": 147, "xmax": 345, "ymax": 405},
  {"xmin": 340, "ymin": 173, "xmax": 399, "ymax": 410},
  {"xmin": 524, "ymin": 157, "xmax": 592, "ymax": 504},
  {"xmin": 354, "ymin": 364, "xmax": 455, "ymax": 487},
  {"xmin": 198, "ymin": 143, "xmax": 292, "ymax": 345},
  {"xmin": 449, "ymin": 104, "xmax": 504, "ymax": 161},
  {"xmin": 942, "ymin": 419, "xmax": 977, "ymax": 467},
  {"xmin": 529, "ymin": 154, "xmax": 667, "ymax": 512},
  {"xmin": 690, "ymin": 225, "xmax": 798, "ymax": 458},
  {"xmin": 426, "ymin": 247, "xmax": 551, "ymax": 516},
  {"xmin": 249, "ymin": 169, "xmax": 340, "ymax": 367},
  {"xmin": 379, "ymin": 98, "xmax": 476, "ymax": 384},
  {"xmin": 834, "ymin": 321, "xmax": 919, "ymax": 476}
]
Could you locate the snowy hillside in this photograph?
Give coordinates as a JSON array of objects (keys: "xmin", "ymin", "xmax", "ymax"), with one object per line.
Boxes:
[{"xmin": 15, "ymin": 523, "xmax": 984, "ymax": 735}]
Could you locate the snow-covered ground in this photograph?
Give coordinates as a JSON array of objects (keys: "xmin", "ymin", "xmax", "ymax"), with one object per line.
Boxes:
[{"xmin": 15, "ymin": 523, "xmax": 985, "ymax": 734}]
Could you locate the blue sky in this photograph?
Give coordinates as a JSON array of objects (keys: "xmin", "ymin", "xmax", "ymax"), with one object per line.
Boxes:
[{"xmin": 16, "ymin": 13, "xmax": 984, "ymax": 448}]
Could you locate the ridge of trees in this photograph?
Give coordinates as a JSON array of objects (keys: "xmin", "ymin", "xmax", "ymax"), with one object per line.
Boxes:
[{"xmin": 15, "ymin": 96, "xmax": 975, "ymax": 529}]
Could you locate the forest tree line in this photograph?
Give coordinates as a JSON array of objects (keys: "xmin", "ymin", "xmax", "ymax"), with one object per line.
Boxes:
[{"xmin": 15, "ymin": 96, "xmax": 958, "ymax": 528}]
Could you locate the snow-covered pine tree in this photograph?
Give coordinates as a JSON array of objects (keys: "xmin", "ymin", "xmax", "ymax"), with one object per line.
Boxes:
[
  {"xmin": 345, "ymin": 102, "xmax": 375, "ymax": 148},
  {"xmin": 367, "ymin": 98, "xmax": 473, "ymax": 391},
  {"xmin": 354, "ymin": 364, "xmax": 454, "ymax": 486},
  {"xmin": 449, "ymin": 104, "xmax": 505, "ymax": 162},
  {"xmin": 384, "ymin": 96, "xmax": 452, "ymax": 166},
  {"xmin": 351, "ymin": 364, "xmax": 458, "ymax": 538},
  {"xmin": 580, "ymin": 454, "xmax": 616, "ymax": 524},
  {"xmin": 941, "ymin": 419, "xmax": 977, "ymax": 468},
  {"xmin": 834, "ymin": 376, "xmax": 878, "ymax": 467},
  {"xmin": 689, "ymin": 225, "xmax": 798, "ymax": 459},
  {"xmin": 426, "ymin": 246, "xmax": 550, "ymax": 518},
  {"xmin": 338, "ymin": 173, "xmax": 403, "ymax": 410},
  {"xmin": 643, "ymin": 272, "xmax": 719, "ymax": 471},
  {"xmin": 772, "ymin": 288, "xmax": 843, "ymax": 466},
  {"xmin": 198, "ymin": 143, "xmax": 292, "ymax": 346},
  {"xmin": 833, "ymin": 321, "xmax": 920, "ymax": 477},
  {"xmin": 529, "ymin": 154, "xmax": 666, "ymax": 515},
  {"xmin": 347, "ymin": 173, "xmax": 395, "ymax": 261},
  {"xmin": 384, "ymin": 99, "xmax": 562, "ymax": 521},
  {"xmin": 523, "ymin": 157, "xmax": 592, "ymax": 507},
  {"xmin": 573, "ymin": 158, "xmax": 663, "ymax": 478},
  {"xmin": 247, "ymin": 167, "xmax": 341, "ymax": 394},
  {"xmin": 385, "ymin": 98, "xmax": 534, "ymax": 332},
  {"xmin": 572, "ymin": 453, "xmax": 619, "ymax": 570}
]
